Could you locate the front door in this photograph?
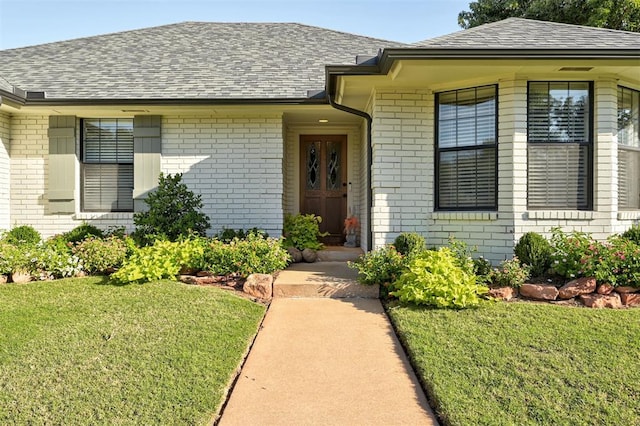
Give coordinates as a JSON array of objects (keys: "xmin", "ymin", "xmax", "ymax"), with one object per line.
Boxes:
[{"xmin": 300, "ymin": 135, "xmax": 347, "ymax": 245}]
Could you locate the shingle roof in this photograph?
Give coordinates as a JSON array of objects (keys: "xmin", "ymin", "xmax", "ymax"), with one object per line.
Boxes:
[
  {"xmin": 0, "ymin": 22, "xmax": 406, "ymax": 100},
  {"xmin": 413, "ymin": 18, "xmax": 640, "ymax": 49}
]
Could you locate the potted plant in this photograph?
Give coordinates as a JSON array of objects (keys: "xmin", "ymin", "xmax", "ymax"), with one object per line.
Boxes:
[{"xmin": 343, "ymin": 216, "xmax": 359, "ymax": 248}]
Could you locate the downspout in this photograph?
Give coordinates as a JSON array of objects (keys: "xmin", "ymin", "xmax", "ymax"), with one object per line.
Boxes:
[{"xmin": 327, "ymin": 83, "xmax": 373, "ymax": 252}]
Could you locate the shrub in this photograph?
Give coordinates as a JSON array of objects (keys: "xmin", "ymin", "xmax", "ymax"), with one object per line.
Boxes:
[
  {"xmin": 0, "ymin": 242, "xmax": 37, "ymax": 274},
  {"xmin": 447, "ymin": 236, "xmax": 476, "ymax": 276},
  {"xmin": 549, "ymin": 227, "xmax": 601, "ymax": 279},
  {"xmin": 133, "ymin": 173, "xmax": 210, "ymax": 245},
  {"xmin": 349, "ymin": 245, "xmax": 405, "ymax": 287},
  {"xmin": 621, "ymin": 224, "xmax": 640, "ymax": 245},
  {"xmin": 216, "ymin": 227, "xmax": 268, "ymax": 243},
  {"xmin": 490, "ymin": 257, "xmax": 530, "ymax": 288},
  {"xmin": 590, "ymin": 236, "xmax": 640, "ymax": 288},
  {"xmin": 473, "ymin": 256, "xmax": 493, "ymax": 285},
  {"xmin": 514, "ymin": 232, "xmax": 552, "ymax": 277},
  {"xmin": 61, "ymin": 222, "xmax": 104, "ymax": 244},
  {"xmin": 73, "ymin": 236, "xmax": 129, "ymax": 274},
  {"xmin": 111, "ymin": 240, "xmax": 184, "ymax": 284},
  {"xmin": 202, "ymin": 234, "xmax": 289, "ymax": 277},
  {"xmin": 392, "ymin": 248, "xmax": 488, "ymax": 309},
  {"xmin": 4, "ymin": 225, "xmax": 41, "ymax": 246},
  {"xmin": 283, "ymin": 214, "xmax": 327, "ymax": 250},
  {"xmin": 393, "ymin": 233, "xmax": 426, "ymax": 258},
  {"xmin": 35, "ymin": 240, "xmax": 82, "ymax": 279},
  {"xmin": 0, "ymin": 242, "xmax": 15, "ymax": 275}
]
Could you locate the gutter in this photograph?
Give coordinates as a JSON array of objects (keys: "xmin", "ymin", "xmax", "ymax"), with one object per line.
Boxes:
[
  {"xmin": 19, "ymin": 96, "xmax": 329, "ymax": 107},
  {"xmin": 326, "ymin": 73, "xmax": 373, "ymax": 252}
]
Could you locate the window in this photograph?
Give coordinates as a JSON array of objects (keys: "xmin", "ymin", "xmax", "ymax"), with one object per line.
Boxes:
[
  {"xmin": 436, "ymin": 85, "xmax": 497, "ymax": 210},
  {"xmin": 618, "ymin": 86, "xmax": 640, "ymax": 210},
  {"xmin": 81, "ymin": 119, "xmax": 134, "ymax": 211},
  {"xmin": 527, "ymin": 82, "xmax": 592, "ymax": 210}
]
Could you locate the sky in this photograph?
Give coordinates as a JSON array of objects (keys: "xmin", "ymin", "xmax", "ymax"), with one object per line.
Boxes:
[{"xmin": 0, "ymin": 0, "xmax": 471, "ymax": 50}]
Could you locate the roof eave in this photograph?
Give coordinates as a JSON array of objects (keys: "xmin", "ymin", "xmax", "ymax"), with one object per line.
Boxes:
[{"xmin": 17, "ymin": 96, "xmax": 329, "ymax": 107}]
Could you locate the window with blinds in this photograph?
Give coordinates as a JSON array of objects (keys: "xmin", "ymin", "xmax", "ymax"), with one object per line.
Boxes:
[
  {"xmin": 527, "ymin": 82, "xmax": 592, "ymax": 210},
  {"xmin": 618, "ymin": 86, "xmax": 640, "ymax": 210},
  {"xmin": 81, "ymin": 119, "xmax": 134, "ymax": 212},
  {"xmin": 436, "ymin": 85, "xmax": 497, "ymax": 210}
]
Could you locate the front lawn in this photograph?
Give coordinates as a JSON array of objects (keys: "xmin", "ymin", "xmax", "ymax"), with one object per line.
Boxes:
[
  {"xmin": 388, "ymin": 301, "xmax": 640, "ymax": 425},
  {"xmin": 0, "ymin": 277, "xmax": 265, "ymax": 425}
]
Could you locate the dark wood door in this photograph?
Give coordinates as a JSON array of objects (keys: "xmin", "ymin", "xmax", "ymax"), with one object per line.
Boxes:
[{"xmin": 300, "ymin": 135, "xmax": 347, "ymax": 245}]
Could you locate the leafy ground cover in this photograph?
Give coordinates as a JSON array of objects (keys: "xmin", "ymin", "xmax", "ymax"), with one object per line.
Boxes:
[
  {"xmin": 387, "ymin": 301, "xmax": 640, "ymax": 425},
  {"xmin": 0, "ymin": 277, "xmax": 265, "ymax": 425}
]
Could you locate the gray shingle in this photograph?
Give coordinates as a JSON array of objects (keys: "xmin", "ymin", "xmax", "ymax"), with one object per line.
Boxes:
[
  {"xmin": 0, "ymin": 22, "xmax": 406, "ymax": 100},
  {"xmin": 413, "ymin": 18, "xmax": 640, "ymax": 49}
]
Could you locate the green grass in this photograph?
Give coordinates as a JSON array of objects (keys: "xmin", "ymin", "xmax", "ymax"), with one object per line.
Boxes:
[
  {"xmin": 387, "ymin": 301, "xmax": 640, "ymax": 425},
  {"xmin": 0, "ymin": 277, "xmax": 266, "ymax": 425}
]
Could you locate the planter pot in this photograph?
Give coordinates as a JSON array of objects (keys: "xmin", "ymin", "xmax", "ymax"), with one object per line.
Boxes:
[
  {"xmin": 11, "ymin": 271, "xmax": 31, "ymax": 284},
  {"xmin": 344, "ymin": 233, "xmax": 358, "ymax": 248}
]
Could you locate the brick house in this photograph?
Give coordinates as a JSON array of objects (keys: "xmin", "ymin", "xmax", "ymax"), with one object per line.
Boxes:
[{"xmin": 0, "ymin": 18, "xmax": 638, "ymax": 263}]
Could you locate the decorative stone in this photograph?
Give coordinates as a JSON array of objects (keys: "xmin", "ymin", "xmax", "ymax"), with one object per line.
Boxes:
[
  {"xmin": 615, "ymin": 286, "xmax": 639, "ymax": 294},
  {"xmin": 243, "ymin": 274, "xmax": 273, "ymax": 299},
  {"xmin": 488, "ymin": 286, "xmax": 517, "ymax": 301},
  {"xmin": 302, "ymin": 248, "xmax": 318, "ymax": 263},
  {"xmin": 287, "ymin": 247, "xmax": 303, "ymax": 263},
  {"xmin": 11, "ymin": 271, "xmax": 31, "ymax": 284},
  {"xmin": 558, "ymin": 277, "xmax": 597, "ymax": 299},
  {"xmin": 179, "ymin": 275, "xmax": 198, "ymax": 284},
  {"xmin": 580, "ymin": 293, "xmax": 622, "ymax": 309},
  {"xmin": 197, "ymin": 270, "xmax": 215, "ymax": 277},
  {"xmin": 596, "ymin": 283, "xmax": 614, "ymax": 295},
  {"xmin": 520, "ymin": 283, "xmax": 559, "ymax": 301},
  {"xmin": 0, "ymin": 275, "xmax": 7, "ymax": 284},
  {"xmin": 620, "ymin": 293, "xmax": 640, "ymax": 307}
]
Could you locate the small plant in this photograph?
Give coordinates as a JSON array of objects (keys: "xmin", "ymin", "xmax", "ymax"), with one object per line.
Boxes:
[
  {"xmin": 0, "ymin": 242, "xmax": 37, "ymax": 275},
  {"xmin": 133, "ymin": 173, "xmax": 210, "ymax": 246},
  {"xmin": 621, "ymin": 224, "xmax": 640, "ymax": 245},
  {"xmin": 349, "ymin": 245, "xmax": 405, "ymax": 287},
  {"xmin": 202, "ymin": 234, "xmax": 289, "ymax": 277},
  {"xmin": 448, "ymin": 235, "xmax": 476, "ymax": 276},
  {"xmin": 591, "ymin": 236, "xmax": 640, "ymax": 288},
  {"xmin": 110, "ymin": 240, "xmax": 185, "ymax": 284},
  {"xmin": 4, "ymin": 225, "xmax": 41, "ymax": 246},
  {"xmin": 549, "ymin": 227, "xmax": 601, "ymax": 279},
  {"xmin": 344, "ymin": 216, "xmax": 359, "ymax": 235},
  {"xmin": 73, "ymin": 236, "xmax": 129, "ymax": 274},
  {"xmin": 61, "ymin": 222, "xmax": 104, "ymax": 244},
  {"xmin": 514, "ymin": 232, "xmax": 552, "ymax": 277},
  {"xmin": 490, "ymin": 257, "xmax": 530, "ymax": 288},
  {"xmin": 392, "ymin": 248, "xmax": 488, "ymax": 309},
  {"xmin": 35, "ymin": 240, "xmax": 82, "ymax": 279},
  {"xmin": 0, "ymin": 241, "xmax": 15, "ymax": 275},
  {"xmin": 393, "ymin": 232, "xmax": 426, "ymax": 259},
  {"xmin": 283, "ymin": 213, "xmax": 327, "ymax": 250},
  {"xmin": 473, "ymin": 256, "xmax": 493, "ymax": 285},
  {"xmin": 216, "ymin": 227, "xmax": 268, "ymax": 243}
]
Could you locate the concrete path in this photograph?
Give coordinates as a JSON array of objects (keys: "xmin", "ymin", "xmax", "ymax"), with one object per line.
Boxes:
[{"xmin": 219, "ymin": 298, "xmax": 439, "ymax": 425}]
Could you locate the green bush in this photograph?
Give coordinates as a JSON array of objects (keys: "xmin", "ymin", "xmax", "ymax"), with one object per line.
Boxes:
[
  {"xmin": 283, "ymin": 214, "xmax": 327, "ymax": 250},
  {"xmin": 216, "ymin": 227, "xmax": 268, "ymax": 243},
  {"xmin": 110, "ymin": 240, "xmax": 185, "ymax": 284},
  {"xmin": 392, "ymin": 248, "xmax": 488, "ymax": 309},
  {"xmin": 133, "ymin": 173, "xmax": 210, "ymax": 245},
  {"xmin": 514, "ymin": 232, "xmax": 552, "ymax": 277},
  {"xmin": 550, "ymin": 227, "xmax": 601, "ymax": 279},
  {"xmin": 0, "ymin": 242, "xmax": 16, "ymax": 275},
  {"xmin": 621, "ymin": 224, "xmax": 640, "ymax": 245},
  {"xmin": 73, "ymin": 236, "xmax": 129, "ymax": 274},
  {"xmin": 0, "ymin": 242, "xmax": 37, "ymax": 274},
  {"xmin": 349, "ymin": 245, "xmax": 405, "ymax": 287},
  {"xmin": 393, "ymin": 232, "xmax": 426, "ymax": 258},
  {"xmin": 591, "ymin": 236, "xmax": 640, "ymax": 288},
  {"xmin": 202, "ymin": 234, "xmax": 289, "ymax": 277},
  {"xmin": 473, "ymin": 256, "xmax": 493, "ymax": 285},
  {"xmin": 4, "ymin": 225, "xmax": 41, "ymax": 246},
  {"xmin": 447, "ymin": 236, "xmax": 476, "ymax": 275},
  {"xmin": 35, "ymin": 240, "xmax": 82, "ymax": 279},
  {"xmin": 61, "ymin": 222, "xmax": 104, "ymax": 244},
  {"xmin": 490, "ymin": 257, "xmax": 530, "ymax": 288}
]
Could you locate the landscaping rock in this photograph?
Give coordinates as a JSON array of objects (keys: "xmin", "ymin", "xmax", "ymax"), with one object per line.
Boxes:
[
  {"xmin": 580, "ymin": 293, "xmax": 622, "ymax": 309},
  {"xmin": 614, "ymin": 286, "xmax": 639, "ymax": 294},
  {"xmin": 179, "ymin": 275, "xmax": 198, "ymax": 284},
  {"xmin": 488, "ymin": 286, "xmax": 517, "ymax": 301},
  {"xmin": 11, "ymin": 271, "xmax": 31, "ymax": 284},
  {"xmin": 287, "ymin": 247, "xmax": 303, "ymax": 263},
  {"xmin": 558, "ymin": 277, "xmax": 596, "ymax": 299},
  {"xmin": 243, "ymin": 274, "xmax": 273, "ymax": 299},
  {"xmin": 302, "ymin": 248, "xmax": 318, "ymax": 263},
  {"xmin": 197, "ymin": 270, "xmax": 215, "ymax": 277},
  {"xmin": 520, "ymin": 283, "xmax": 559, "ymax": 301},
  {"xmin": 620, "ymin": 293, "xmax": 640, "ymax": 307},
  {"xmin": 596, "ymin": 283, "xmax": 614, "ymax": 295},
  {"xmin": 0, "ymin": 275, "xmax": 7, "ymax": 284}
]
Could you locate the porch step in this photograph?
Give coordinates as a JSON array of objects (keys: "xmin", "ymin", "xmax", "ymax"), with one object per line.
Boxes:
[
  {"xmin": 274, "ymin": 262, "xmax": 378, "ymax": 298},
  {"xmin": 316, "ymin": 246, "xmax": 364, "ymax": 262}
]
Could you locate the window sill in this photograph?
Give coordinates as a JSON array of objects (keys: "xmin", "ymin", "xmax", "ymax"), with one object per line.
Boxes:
[
  {"xmin": 617, "ymin": 211, "xmax": 640, "ymax": 221},
  {"xmin": 429, "ymin": 212, "xmax": 498, "ymax": 221},
  {"xmin": 74, "ymin": 212, "xmax": 134, "ymax": 221},
  {"xmin": 526, "ymin": 210, "xmax": 594, "ymax": 220}
]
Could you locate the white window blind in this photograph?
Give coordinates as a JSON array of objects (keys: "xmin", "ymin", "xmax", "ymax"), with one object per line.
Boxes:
[
  {"xmin": 618, "ymin": 86, "xmax": 640, "ymax": 210},
  {"xmin": 82, "ymin": 119, "xmax": 134, "ymax": 212},
  {"xmin": 527, "ymin": 82, "xmax": 592, "ymax": 210}
]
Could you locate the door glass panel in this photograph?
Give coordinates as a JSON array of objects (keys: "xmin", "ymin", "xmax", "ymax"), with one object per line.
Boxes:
[
  {"xmin": 326, "ymin": 141, "xmax": 341, "ymax": 190},
  {"xmin": 306, "ymin": 142, "xmax": 320, "ymax": 190}
]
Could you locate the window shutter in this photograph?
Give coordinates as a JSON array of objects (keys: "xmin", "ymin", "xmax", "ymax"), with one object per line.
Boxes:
[
  {"xmin": 47, "ymin": 116, "xmax": 76, "ymax": 214},
  {"xmin": 133, "ymin": 115, "xmax": 161, "ymax": 212}
]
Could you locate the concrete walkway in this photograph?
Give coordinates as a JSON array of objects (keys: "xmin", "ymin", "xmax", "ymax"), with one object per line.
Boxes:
[{"xmin": 219, "ymin": 298, "xmax": 439, "ymax": 425}]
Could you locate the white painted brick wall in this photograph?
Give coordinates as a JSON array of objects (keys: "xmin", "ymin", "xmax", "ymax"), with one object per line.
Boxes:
[
  {"xmin": 162, "ymin": 114, "xmax": 284, "ymax": 236},
  {"xmin": 0, "ymin": 112, "xmax": 10, "ymax": 231}
]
